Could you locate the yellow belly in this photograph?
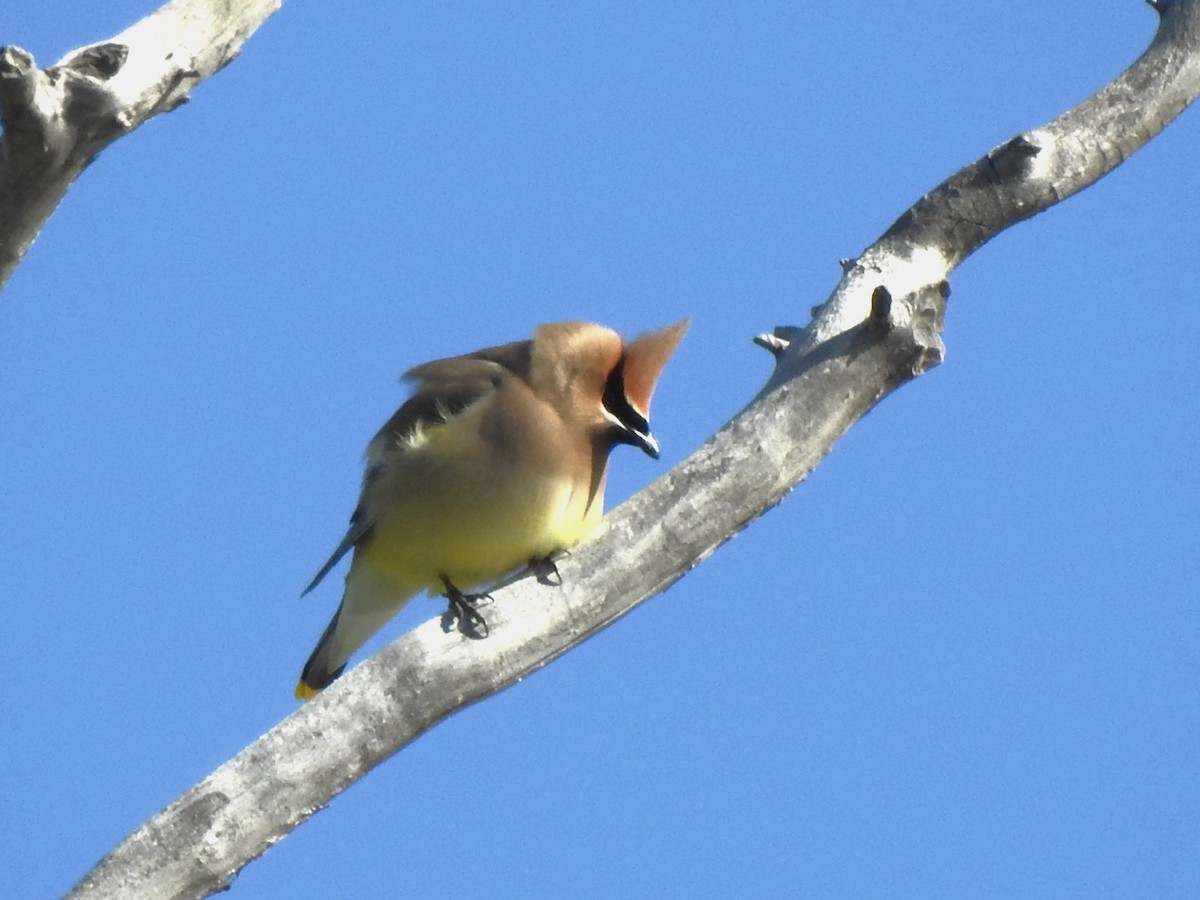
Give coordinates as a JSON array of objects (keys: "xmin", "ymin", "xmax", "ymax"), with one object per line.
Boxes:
[{"xmin": 358, "ymin": 426, "xmax": 601, "ymax": 592}]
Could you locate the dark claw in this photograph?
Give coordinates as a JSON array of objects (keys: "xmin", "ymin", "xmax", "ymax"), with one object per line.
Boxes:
[
  {"xmin": 439, "ymin": 576, "xmax": 491, "ymax": 639},
  {"xmin": 530, "ymin": 555, "xmax": 563, "ymax": 587}
]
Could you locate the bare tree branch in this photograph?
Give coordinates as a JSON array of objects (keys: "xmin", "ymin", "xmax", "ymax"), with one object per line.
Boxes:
[
  {"xmin": 0, "ymin": 0, "xmax": 281, "ymax": 290},
  {"xmin": 58, "ymin": 1, "xmax": 1200, "ymax": 898},
  {"xmin": 773, "ymin": 0, "xmax": 1200, "ymax": 372}
]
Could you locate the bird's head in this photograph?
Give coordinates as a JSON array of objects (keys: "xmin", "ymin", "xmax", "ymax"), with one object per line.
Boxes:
[{"xmin": 533, "ymin": 319, "xmax": 688, "ymax": 458}]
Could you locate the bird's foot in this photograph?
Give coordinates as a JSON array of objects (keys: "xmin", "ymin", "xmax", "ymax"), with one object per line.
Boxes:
[
  {"xmin": 529, "ymin": 554, "xmax": 564, "ymax": 587},
  {"xmin": 440, "ymin": 576, "xmax": 491, "ymax": 639}
]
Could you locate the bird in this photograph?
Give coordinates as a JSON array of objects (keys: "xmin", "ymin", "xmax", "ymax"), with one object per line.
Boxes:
[{"xmin": 295, "ymin": 319, "xmax": 688, "ymax": 699}]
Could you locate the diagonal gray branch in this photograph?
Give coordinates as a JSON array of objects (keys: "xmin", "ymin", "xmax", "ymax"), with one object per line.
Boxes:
[
  {"xmin": 774, "ymin": 0, "xmax": 1200, "ymax": 372},
  {"xmin": 63, "ymin": 2, "xmax": 1200, "ymax": 898},
  {"xmin": 0, "ymin": 0, "xmax": 281, "ymax": 290}
]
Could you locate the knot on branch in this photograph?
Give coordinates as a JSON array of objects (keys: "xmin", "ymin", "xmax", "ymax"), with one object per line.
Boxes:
[
  {"xmin": 754, "ymin": 271, "xmax": 947, "ymax": 400},
  {"xmin": 0, "ymin": 44, "xmax": 131, "ymax": 168},
  {"xmin": 904, "ymin": 280, "xmax": 949, "ymax": 374},
  {"xmin": 60, "ymin": 72, "xmax": 131, "ymax": 143},
  {"xmin": 857, "ymin": 278, "xmax": 947, "ymax": 376},
  {"xmin": 0, "ymin": 45, "xmax": 40, "ymax": 127},
  {"xmin": 869, "ymin": 285, "xmax": 893, "ymax": 328},
  {"xmin": 753, "ymin": 326, "xmax": 804, "ymax": 359},
  {"xmin": 62, "ymin": 43, "xmax": 129, "ymax": 80},
  {"xmin": 987, "ymin": 133, "xmax": 1042, "ymax": 182}
]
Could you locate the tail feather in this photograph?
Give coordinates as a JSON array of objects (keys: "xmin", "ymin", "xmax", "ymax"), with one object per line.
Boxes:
[
  {"xmin": 295, "ymin": 561, "xmax": 421, "ymax": 700},
  {"xmin": 295, "ymin": 606, "xmax": 350, "ymax": 699}
]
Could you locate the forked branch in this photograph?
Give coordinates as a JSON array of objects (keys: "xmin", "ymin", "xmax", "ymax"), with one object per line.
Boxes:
[{"xmin": 0, "ymin": 0, "xmax": 281, "ymax": 289}]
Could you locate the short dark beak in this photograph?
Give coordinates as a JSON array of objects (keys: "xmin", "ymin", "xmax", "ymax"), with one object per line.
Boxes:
[{"xmin": 626, "ymin": 427, "xmax": 660, "ymax": 459}]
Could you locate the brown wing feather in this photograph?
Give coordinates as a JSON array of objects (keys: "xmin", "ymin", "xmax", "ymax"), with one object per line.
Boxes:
[
  {"xmin": 381, "ymin": 338, "xmax": 535, "ymax": 447},
  {"xmin": 304, "ymin": 340, "xmax": 535, "ymax": 596},
  {"xmin": 404, "ymin": 338, "xmax": 533, "ymax": 385}
]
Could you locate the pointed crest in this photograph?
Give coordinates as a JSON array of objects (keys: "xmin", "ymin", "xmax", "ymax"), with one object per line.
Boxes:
[{"xmin": 621, "ymin": 320, "xmax": 688, "ymax": 416}]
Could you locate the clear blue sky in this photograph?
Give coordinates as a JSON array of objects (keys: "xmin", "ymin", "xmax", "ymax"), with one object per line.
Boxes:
[{"xmin": 4, "ymin": 2, "xmax": 1198, "ymax": 897}]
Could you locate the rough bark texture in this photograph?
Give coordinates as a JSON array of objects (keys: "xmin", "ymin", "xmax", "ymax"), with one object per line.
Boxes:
[
  {"xmin": 29, "ymin": 1, "xmax": 1200, "ymax": 898},
  {"xmin": 0, "ymin": 0, "xmax": 281, "ymax": 288},
  {"xmin": 771, "ymin": 0, "xmax": 1200, "ymax": 374}
]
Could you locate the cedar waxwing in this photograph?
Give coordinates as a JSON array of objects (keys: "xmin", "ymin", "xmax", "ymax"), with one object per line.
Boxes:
[{"xmin": 295, "ymin": 320, "xmax": 688, "ymax": 699}]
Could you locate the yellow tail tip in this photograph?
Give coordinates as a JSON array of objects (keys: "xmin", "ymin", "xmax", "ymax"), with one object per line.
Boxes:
[{"xmin": 294, "ymin": 681, "xmax": 321, "ymax": 701}]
